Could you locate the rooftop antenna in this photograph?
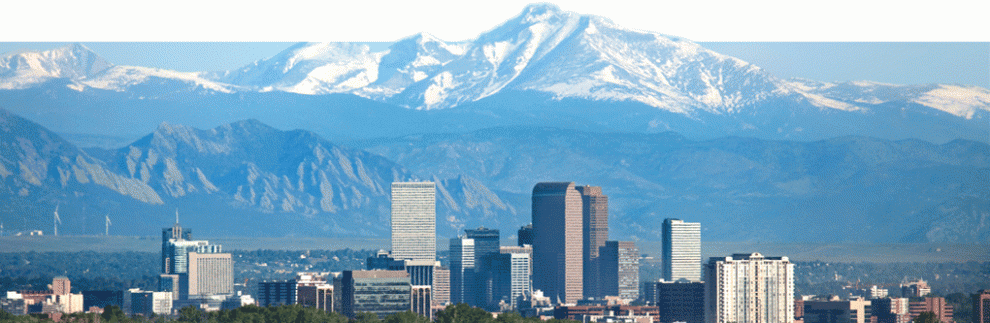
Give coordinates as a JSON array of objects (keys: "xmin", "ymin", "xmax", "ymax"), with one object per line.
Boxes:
[
  {"xmin": 175, "ymin": 208, "xmax": 180, "ymax": 224},
  {"xmin": 105, "ymin": 214, "xmax": 111, "ymax": 236},
  {"xmin": 53, "ymin": 204, "xmax": 61, "ymax": 236}
]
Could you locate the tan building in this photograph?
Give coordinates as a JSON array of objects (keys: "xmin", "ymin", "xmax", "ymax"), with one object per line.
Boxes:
[
  {"xmin": 577, "ymin": 185, "xmax": 608, "ymax": 299},
  {"xmin": 188, "ymin": 252, "xmax": 233, "ymax": 296},
  {"xmin": 532, "ymin": 182, "xmax": 583, "ymax": 304},
  {"xmin": 975, "ymin": 290, "xmax": 990, "ymax": 323},
  {"xmin": 433, "ymin": 266, "xmax": 450, "ymax": 307},
  {"xmin": 909, "ymin": 297, "xmax": 953, "ymax": 323},
  {"xmin": 51, "ymin": 277, "xmax": 70, "ymax": 296},
  {"xmin": 704, "ymin": 253, "xmax": 794, "ymax": 323}
]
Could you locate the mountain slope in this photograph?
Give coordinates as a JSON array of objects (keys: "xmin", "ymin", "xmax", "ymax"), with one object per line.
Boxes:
[
  {"xmin": 0, "ymin": 110, "xmax": 515, "ymax": 237},
  {"xmin": 0, "ymin": 44, "xmax": 112, "ymax": 89},
  {"xmin": 355, "ymin": 126, "xmax": 990, "ymax": 243},
  {"xmin": 217, "ymin": 42, "xmax": 381, "ymax": 94}
]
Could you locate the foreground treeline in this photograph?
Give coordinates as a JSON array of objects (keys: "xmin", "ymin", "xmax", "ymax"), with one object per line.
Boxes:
[{"xmin": 0, "ymin": 303, "xmax": 578, "ymax": 323}]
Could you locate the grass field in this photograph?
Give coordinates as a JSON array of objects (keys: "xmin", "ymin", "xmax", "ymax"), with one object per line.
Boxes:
[{"xmin": 1, "ymin": 236, "xmax": 986, "ymax": 263}]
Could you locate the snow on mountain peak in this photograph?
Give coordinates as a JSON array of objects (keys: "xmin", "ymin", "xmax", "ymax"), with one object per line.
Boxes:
[
  {"xmin": 0, "ymin": 43, "xmax": 113, "ymax": 89},
  {"xmin": 220, "ymin": 42, "xmax": 381, "ymax": 95}
]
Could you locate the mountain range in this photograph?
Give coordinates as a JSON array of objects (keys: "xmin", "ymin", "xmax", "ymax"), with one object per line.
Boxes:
[{"xmin": 0, "ymin": 4, "xmax": 987, "ymax": 243}]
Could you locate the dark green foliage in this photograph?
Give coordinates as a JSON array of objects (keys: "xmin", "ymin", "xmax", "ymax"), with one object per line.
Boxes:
[
  {"xmin": 435, "ymin": 303, "xmax": 495, "ymax": 323},
  {"xmin": 913, "ymin": 311, "xmax": 941, "ymax": 323},
  {"xmin": 945, "ymin": 293, "xmax": 973, "ymax": 323},
  {"xmin": 384, "ymin": 311, "xmax": 429, "ymax": 323},
  {"xmin": 352, "ymin": 311, "xmax": 383, "ymax": 323}
]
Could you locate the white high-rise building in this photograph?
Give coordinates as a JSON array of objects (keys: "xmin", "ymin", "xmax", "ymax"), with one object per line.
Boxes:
[
  {"xmin": 704, "ymin": 253, "xmax": 795, "ymax": 323},
  {"xmin": 390, "ymin": 182, "xmax": 436, "ymax": 262},
  {"xmin": 662, "ymin": 218, "xmax": 701, "ymax": 282},
  {"xmin": 449, "ymin": 237, "xmax": 475, "ymax": 305}
]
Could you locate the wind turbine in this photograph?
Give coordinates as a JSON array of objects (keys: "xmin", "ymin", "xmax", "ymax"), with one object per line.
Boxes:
[
  {"xmin": 53, "ymin": 205, "xmax": 61, "ymax": 236},
  {"xmin": 105, "ymin": 214, "xmax": 111, "ymax": 236}
]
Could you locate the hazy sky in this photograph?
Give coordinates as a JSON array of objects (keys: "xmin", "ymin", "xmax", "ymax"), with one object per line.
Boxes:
[{"xmin": 2, "ymin": 1, "xmax": 987, "ymax": 87}]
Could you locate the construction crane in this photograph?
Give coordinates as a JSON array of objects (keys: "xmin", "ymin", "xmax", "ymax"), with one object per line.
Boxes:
[{"xmin": 53, "ymin": 205, "xmax": 61, "ymax": 236}]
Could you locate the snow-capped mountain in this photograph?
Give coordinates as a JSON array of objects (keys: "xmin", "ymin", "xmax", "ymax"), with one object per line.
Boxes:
[
  {"xmin": 389, "ymin": 4, "xmax": 781, "ymax": 112},
  {"xmin": 784, "ymin": 79, "xmax": 990, "ymax": 119},
  {"xmin": 0, "ymin": 4, "xmax": 986, "ymax": 144},
  {"xmin": 216, "ymin": 42, "xmax": 382, "ymax": 94},
  {"xmin": 0, "ymin": 43, "xmax": 112, "ymax": 89},
  {"xmin": 358, "ymin": 33, "xmax": 466, "ymax": 99}
]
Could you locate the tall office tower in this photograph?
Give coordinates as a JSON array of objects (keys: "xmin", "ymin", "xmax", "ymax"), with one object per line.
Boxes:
[
  {"xmin": 52, "ymin": 276, "xmax": 70, "ymax": 295},
  {"xmin": 803, "ymin": 298, "xmax": 872, "ymax": 323},
  {"xmin": 532, "ymin": 182, "xmax": 583, "ymax": 304},
  {"xmin": 340, "ymin": 270, "xmax": 411, "ymax": 319},
  {"xmin": 187, "ymin": 252, "xmax": 233, "ymax": 297},
  {"xmin": 974, "ymin": 290, "xmax": 990, "ymax": 323},
  {"xmin": 662, "ymin": 218, "xmax": 701, "ymax": 282},
  {"xmin": 161, "ymin": 219, "xmax": 192, "ymax": 272},
  {"xmin": 390, "ymin": 182, "xmax": 436, "ymax": 262},
  {"xmin": 466, "ymin": 227, "xmax": 500, "ymax": 261},
  {"xmin": 518, "ymin": 224, "xmax": 534, "ymax": 246},
  {"xmin": 466, "ymin": 227, "xmax": 499, "ymax": 306},
  {"xmin": 491, "ymin": 252, "xmax": 532, "ymax": 311},
  {"xmin": 599, "ymin": 241, "xmax": 640, "ymax": 301},
  {"xmin": 576, "ymin": 185, "xmax": 608, "ymax": 299},
  {"xmin": 704, "ymin": 253, "xmax": 794, "ymax": 323},
  {"xmin": 449, "ymin": 237, "xmax": 475, "ymax": 305}
]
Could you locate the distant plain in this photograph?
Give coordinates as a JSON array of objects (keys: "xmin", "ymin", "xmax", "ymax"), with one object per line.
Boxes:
[{"xmin": 1, "ymin": 236, "xmax": 985, "ymax": 263}]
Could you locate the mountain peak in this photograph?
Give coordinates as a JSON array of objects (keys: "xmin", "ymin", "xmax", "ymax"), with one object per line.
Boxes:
[
  {"xmin": 0, "ymin": 43, "xmax": 113, "ymax": 89},
  {"xmin": 520, "ymin": 3, "xmax": 565, "ymax": 23}
]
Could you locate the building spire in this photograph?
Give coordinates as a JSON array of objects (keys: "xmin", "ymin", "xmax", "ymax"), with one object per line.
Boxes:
[{"xmin": 175, "ymin": 208, "xmax": 180, "ymax": 224}]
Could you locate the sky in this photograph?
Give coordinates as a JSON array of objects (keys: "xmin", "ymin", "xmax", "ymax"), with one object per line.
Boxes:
[{"xmin": 1, "ymin": 1, "xmax": 988, "ymax": 87}]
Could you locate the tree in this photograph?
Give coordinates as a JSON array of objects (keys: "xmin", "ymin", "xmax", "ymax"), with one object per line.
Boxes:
[
  {"xmin": 102, "ymin": 305, "xmax": 128, "ymax": 323},
  {"xmin": 914, "ymin": 311, "xmax": 941, "ymax": 323},
  {"xmin": 385, "ymin": 311, "xmax": 430, "ymax": 323},
  {"xmin": 176, "ymin": 305, "xmax": 207, "ymax": 322},
  {"xmin": 435, "ymin": 303, "xmax": 494, "ymax": 323},
  {"xmin": 352, "ymin": 312, "xmax": 382, "ymax": 323}
]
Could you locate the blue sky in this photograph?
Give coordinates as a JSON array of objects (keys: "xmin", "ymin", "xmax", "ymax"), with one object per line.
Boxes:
[{"xmin": 1, "ymin": 1, "xmax": 987, "ymax": 87}]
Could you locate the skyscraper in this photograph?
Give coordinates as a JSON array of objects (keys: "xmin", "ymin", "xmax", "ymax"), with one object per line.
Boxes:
[
  {"xmin": 576, "ymin": 185, "xmax": 608, "ymax": 299},
  {"xmin": 466, "ymin": 227, "xmax": 499, "ymax": 307},
  {"xmin": 704, "ymin": 253, "xmax": 794, "ymax": 323},
  {"xmin": 974, "ymin": 290, "xmax": 990, "ymax": 323},
  {"xmin": 449, "ymin": 237, "xmax": 475, "ymax": 305},
  {"xmin": 187, "ymin": 252, "xmax": 233, "ymax": 297},
  {"xmin": 390, "ymin": 182, "xmax": 436, "ymax": 262},
  {"xmin": 517, "ymin": 224, "xmax": 533, "ymax": 246},
  {"xmin": 662, "ymin": 218, "xmax": 701, "ymax": 282},
  {"xmin": 600, "ymin": 241, "xmax": 639, "ymax": 301},
  {"xmin": 532, "ymin": 182, "xmax": 583, "ymax": 304}
]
